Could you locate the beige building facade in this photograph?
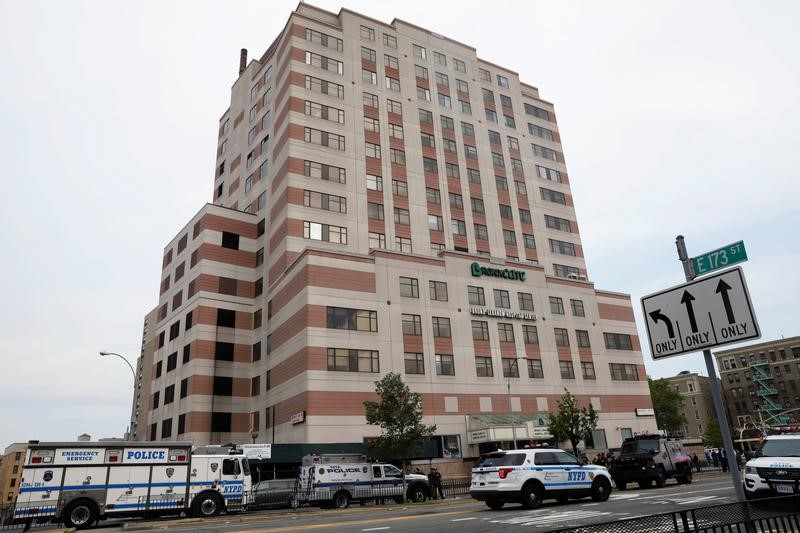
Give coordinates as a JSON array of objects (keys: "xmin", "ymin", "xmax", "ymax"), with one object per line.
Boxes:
[
  {"xmin": 0, "ymin": 443, "xmax": 27, "ymax": 511},
  {"xmin": 665, "ymin": 371, "xmax": 714, "ymax": 440},
  {"xmin": 137, "ymin": 3, "xmax": 656, "ymax": 459}
]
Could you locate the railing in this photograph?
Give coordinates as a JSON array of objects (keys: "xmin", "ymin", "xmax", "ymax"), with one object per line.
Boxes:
[
  {"xmin": 549, "ymin": 495, "xmax": 800, "ymax": 533},
  {"xmin": 0, "ymin": 499, "xmax": 62, "ymax": 531}
]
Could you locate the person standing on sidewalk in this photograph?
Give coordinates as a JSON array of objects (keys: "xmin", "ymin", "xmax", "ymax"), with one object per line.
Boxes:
[
  {"xmin": 692, "ymin": 453, "xmax": 701, "ymax": 473},
  {"xmin": 429, "ymin": 468, "xmax": 445, "ymax": 499}
]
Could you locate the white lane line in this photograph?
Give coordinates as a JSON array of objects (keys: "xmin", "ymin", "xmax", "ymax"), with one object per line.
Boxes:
[
  {"xmin": 362, "ymin": 528, "xmax": 391, "ymax": 531},
  {"xmin": 451, "ymin": 517, "xmax": 477, "ymax": 522}
]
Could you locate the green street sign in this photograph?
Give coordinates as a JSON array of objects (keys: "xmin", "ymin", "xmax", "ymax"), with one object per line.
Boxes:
[{"xmin": 691, "ymin": 241, "xmax": 747, "ymax": 277}]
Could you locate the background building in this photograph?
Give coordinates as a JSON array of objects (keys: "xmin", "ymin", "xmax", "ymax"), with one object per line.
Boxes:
[
  {"xmin": 715, "ymin": 336, "xmax": 800, "ymax": 429},
  {"xmin": 665, "ymin": 371, "xmax": 714, "ymax": 440},
  {"xmin": 0, "ymin": 443, "xmax": 27, "ymax": 513},
  {"xmin": 137, "ymin": 2, "xmax": 657, "ymax": 463}
]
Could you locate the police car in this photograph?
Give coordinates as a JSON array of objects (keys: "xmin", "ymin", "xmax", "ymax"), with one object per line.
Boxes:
[
  {"xmin": 743, "ymin": 433, "xmax": 800, "ymax": 500},
  {"xmin": 470, "ymin": 448, "xmax": 612, "ymax": 510}
]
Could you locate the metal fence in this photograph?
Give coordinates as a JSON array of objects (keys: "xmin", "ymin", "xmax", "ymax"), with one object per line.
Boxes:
[{"xmin": 549, "ymin": 495, "xmax": 800, "ymax": 533}]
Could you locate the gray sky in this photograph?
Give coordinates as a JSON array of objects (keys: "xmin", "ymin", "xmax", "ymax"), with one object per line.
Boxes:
[{"xmin": 1, "ymin": 0, "xmax": 797, "ymax": 449}]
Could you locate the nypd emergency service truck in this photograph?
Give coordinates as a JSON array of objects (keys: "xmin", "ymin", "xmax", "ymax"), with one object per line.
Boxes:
[{"xmin": 13, "ymin": 441, "xmax": 250, "ymax": 529}]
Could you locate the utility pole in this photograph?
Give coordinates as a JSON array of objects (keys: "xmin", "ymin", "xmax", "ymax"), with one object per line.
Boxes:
[{"xmin": 675, "ymin": 236, "xmax": 746, "ymax": 502}]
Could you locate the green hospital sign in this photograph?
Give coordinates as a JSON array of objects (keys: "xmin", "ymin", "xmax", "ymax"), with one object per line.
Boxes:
[{"xmin": 470, "ymin": 262, "xmax": 526, "ymax": 281}]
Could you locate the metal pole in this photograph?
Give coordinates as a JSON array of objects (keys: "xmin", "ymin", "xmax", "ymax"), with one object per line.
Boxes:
[
  {"xmin": 509, "ymin": 374, "xmax": 517, "ymax": 450},
  {"xmin": 675, "ymin": 236, "xmax": 746, "ymax": 503},
  {"xmin": 100, "ymin": 351, "xmax": 137, "ymax": 439}
]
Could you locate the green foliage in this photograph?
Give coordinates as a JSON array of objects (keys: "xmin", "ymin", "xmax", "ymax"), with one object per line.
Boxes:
[
  {"xmin": 548, "ymin": 389, "xmax": 599, "ymax": 457},
  {"xmin": 702, "ymin": 419, "xmax": 735, "ymax": 448},
  {"xmin": 364, "ymin": 372, "xmax": 437, "ymax": 463},
  {"xmin": 648, "ymin": 377, "xmax": 687, "ymax": 434}
]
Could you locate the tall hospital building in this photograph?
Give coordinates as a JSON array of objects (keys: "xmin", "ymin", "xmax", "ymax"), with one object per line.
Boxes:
[{"xmin": 133, "ymin": 3, "xmax": 657, "ymax": 463}]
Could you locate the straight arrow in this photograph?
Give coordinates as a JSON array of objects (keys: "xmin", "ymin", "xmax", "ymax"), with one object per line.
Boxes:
[
  {"xmin": 716, "ymin": 279, "xmax": 735, "ymax": 324},
  {"xmin": 648, "ymin": 309, "xmax": 675, "ymax": 338},
  {"xmin": 680, "ymin": 290, "xmax": 698, "ymax": 333}
]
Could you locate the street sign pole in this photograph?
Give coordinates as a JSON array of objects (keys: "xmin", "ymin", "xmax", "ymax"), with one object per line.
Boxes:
[{"xmin": 675, "ymin": 235, "xmax": 745, "ymax": 503}]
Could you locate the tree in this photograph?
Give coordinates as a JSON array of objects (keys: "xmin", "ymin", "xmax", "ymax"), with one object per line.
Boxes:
[
  {"xmin": 364, "ymin": 372, "xmax": 437, "ymax": 470},
  {"xmin": 702, "ymin": 419, "xmax": 735, "ymax": 448},
  {"xmin": 649, "ymin": 377, "xmax": 687, "ymax": 434},
  {"xmin": 548, "ymin": 389, "xmax": 598, "ymax": 457}
]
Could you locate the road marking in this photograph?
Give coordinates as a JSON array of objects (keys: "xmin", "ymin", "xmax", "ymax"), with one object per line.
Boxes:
[
  {"xmin": 490, "ymin": 510, "xmax": 613, "ymax": 527},
  {"xmin": 233, "ymin": 509, "xmax": 473, "ymax": 532},
  {"xmin": 451, "ymin": 517, "xmax": 476, "ymax": 522},
  {"xmin": 362, "ymin": 528, "xmax": 390, "ymax": 531},
  {"xmin": 610, "ymin": 492, "xmax": 641, "ymax": 500}
]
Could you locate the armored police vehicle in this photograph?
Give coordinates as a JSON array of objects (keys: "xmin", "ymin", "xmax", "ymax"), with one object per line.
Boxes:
[{"xmin": 608, "ymin": 435, "xmax": 693, "ymax": 490}]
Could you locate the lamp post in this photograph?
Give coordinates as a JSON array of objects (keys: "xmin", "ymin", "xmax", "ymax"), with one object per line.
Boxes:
[
  {"xmin": 99, "ymin": 351, "xmax": 137, "ymax": 439},
  {"xmin": 508, "ymin": 356, "xmax": 527, "ymax": 450}
]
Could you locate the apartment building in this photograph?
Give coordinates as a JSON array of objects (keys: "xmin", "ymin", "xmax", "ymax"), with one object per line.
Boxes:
[
  {"xmin": 715, "ymin": 336, "xmax": 800, "ymax": 429},
  {"xmin": 0, "ymin": 443, "xmax": 27, "ymax": 510},
  {"xmin": 665, "ymin": 371, "xmax": 714, "ymax": 439},
  {"xmin": 136, "ymin": 3, "xmax": 656, "ymax": 461}
]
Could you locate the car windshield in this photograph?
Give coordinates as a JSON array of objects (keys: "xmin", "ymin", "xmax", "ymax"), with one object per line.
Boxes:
[
  {"xmin": 621, "ymin": 440, "xmax": 660, "ymax": 454},
  {"xmin": 477, "ymin": 452, "xmax": 525, "ymax": 467},
  {"xmin": 758, "ymin": 439, "xmax": 800, "ymax": 457}
]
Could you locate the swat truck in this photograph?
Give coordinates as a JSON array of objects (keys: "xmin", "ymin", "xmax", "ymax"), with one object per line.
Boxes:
[
  {"xmin": 608, "ymin": 435, "xmax": 693, "ymax": 490},
  {"xmin": 13, "ymin": 441, "xmax": 250, "ymax": 529}
]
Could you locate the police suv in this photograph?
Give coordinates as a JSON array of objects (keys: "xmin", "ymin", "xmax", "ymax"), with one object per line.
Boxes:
[
  {"xmin": 743, "ymin": 433, "xmax": 800, "ymax": 499},
  {"xmin": 470, "ymin": 448, "xmax": 612, "ymax": 510}
]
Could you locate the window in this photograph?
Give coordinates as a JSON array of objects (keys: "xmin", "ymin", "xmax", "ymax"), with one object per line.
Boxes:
[
  {"xmin": 528, "ymin": 359, "xmax": 544, "ymax": 378},
  {"xmin": 167, "ymin": 351, "xmax": 177, "ymax": 372},
  {"xmin": 417, "ymin": 86, "xmax": 431, "ymax": 101},
  {"xmin": 431, "ymin": 242, "xmax": 444, "ymax": 255},
  {"xmin": 476, "ymin": 356, "xmax": 494, "ymax": 377},
  {"xmin": 519, "ymin": 209, "xmax": 532, "ymax": 224},
  {"xmin": 394, "ymin": 207, "xmax": 410, "ymax": 225},
  {"xmin": 364, "ymin": 116, "xmax": 380, "ymax": 132},
  {"xmin": 497, "ymin": 74, "xmax": 510, "ymax": 89},
  {"xmin": 304, "ymin": 190, "xmax": 347, "ymax": 213},
  {"xmin": 446, "ymin": 193, "xmax": 463, "ymax": 210},
  {"xmin": 549, "ymin": 296, "xmax": 565, "ymax": 315},
  {"xmin": 435, "ymin": 71, "xmax": 449, "ymax": 86},
  {"xmin": 387, "ymin": 99, "xmax": 402, "ymax": 115},
  {"xmin": 365, "ymin": 142, "xmax": 381, "ymax": 159},
  {"xmin": 541, "ymin": 187, "xmax": 566, "ymax": 204},
  {"xmin": 472, "ymin": 320, "xmax": 489, "ymax": 341},
  {"xmin": 303, "ymin": 221, "xmax": 347, "ymax": 244},
  {"xmin": 545, "ymin": 214, "xmax": 572, "ymax": 232},
  {"xmin": 214, "ymin": 376, "xmax": 233, "ymax": 396},
  {"xmin": 400, "ymin": 276, "xmax": 419, "ymax": 298},
  {"xmin": 459, "ymin": 100, "xmax": 472, "ymax": 114},
  {"xmin": 528, "ymin": 123, "xmax": 554, "ymax": 140},
  {"xmin": 533, "ymin": 144, "xmax": 557, "ymax": 160},
  {"xmin": 474, "ymin": 223, "xmax": 489, "ymax": 240},
  {"xmin": 485, "ymin": 108, "xmax": 498, "ymax": 122},
  {"xmin": 569, "ymin": 299, "xmax": 585, "ymax": 317},
  {"xmin": 383, "ymin": 34, "xmax": 397, "ymax": 48},
  {"xmin": 560, "ymin": 360, "xmax": 575, "ymax": 379},
  {"xmin": 461, "ymin": 121, "xmax": 475, "ymax": 137},
  {"xmin": 553, "ymin": 264, "xmax": 580, "ymax": 279},
  {"xmin": 306, "ymin": 28, "xmax": 343, "ymax": 51},
  {"xmin": 164, "ymin": 384, "xmax": 175, "ymax": 404},
  {"xmin": 517, "ymin": 292, "xmax": 534, "ymax": 311},
  {"xmin": 438, "ymin": 93, "xmax": 452, "ymax": 109},
  {"xmin": 327, "ymin": 348, "xmax": 380, "ymax": 373},
  {"xmin": 420, "ymin": 132, "xmax": 436, "ymax": 149},
  {"xmin": 390, "ymin": 148, "xmax": 406, "ymax": 165},
  {"xmin": 426, "ymin": 187, "xmax": 441, "ymax": 204},
  {"xmin": 523, "ymin": 325, "xmax": 539, "ymax": 345},
  {"xmin": 161, "ymin": 418, "xmax": 172, "ymax": 439},
  {"xmin": 363, "ymin": 92, "xmax": 379, "ymax": 108},
  {"xmin": 436, "ymin": 354, "xmax": 455, "ymax": 376},
  {"xmin": 502, "ymin": 358, "xmax": 520, "ymax": 378},
  {"xmin": 537, "ymin": 165, "xmax": 562, "ymax": 182},
  {"xmin": 432, "ymin": 50, "xmax": 447, "ymax": 66},
  {"xmin": 440, "ymin": 115, "xmax": 455, "ymax": 131},
  {"xmin": 366, "ymin": 174, "xmax": 383, "ymax": 191},
  {"xmin": 445, "ymin": 160, "xmax": 459, "ymax": 178},
  {"xmin": 391, "ymin": 180, "xmax": 408, "ymax": 198},
  {"xmin": 388, "ymin": 123, "xmax": 404, "ymax": 139},
  {"xmin": 451, "ymin": 219, "xmax": 466, "ymax": 235},
  {"xmin": 304, "ymin": 160, "xmax": 346, "ymax": 183},
  {"xmin": 468, "ymin": 285, "xmax": 485, "ymax": 305},
  {"xmin": 432, "ymin": 316, "xmax": 451, "ymax": 337},
  {"xmin": 384, "ymin": 54, "xmax": 398, "ymax": 69},
  {"xmin": 524, "ymin": 103, "xmax": 550, "ymax": 119},
  {"xmin": 404, "ymin": 352, "xmax": 425, "ymax": 374},
  {"xmin": 402, "ymin": 314, "xmax": 423, "ymax": 335},
  {"xmin": 604, "ymin": 333, "xmax": 633, "ymax": 350},
  {"xmin": 504, "ymin": 115, "xmax": 516, "ymax": 128},
  {"xmin": 550, "ymin": 238, "xmax": 576, "ymax": 256},
  {"xmin": 304, "ymin": 127, "xmax": 345, "ymax": 150},
  {"xmin": 385, "ymin": 76, "xmax": 400, "ymax": 91},
  {"xmin": 362, "ymin": 68, "xmax": 378, "ymax": 85},
  {"xmin": 368, "ymin": 232, "xmax": 386, "ymax": 249},
  {"xmin": 610, "ymin": 363, "xmax": 640, "ymax": 381},
  {"xmin": 523, "ymin": 234, "xmax": 536, "ymax": 249},
  {"xmin": 305, "ymin": 100, "xmax": 345, "ymax": 123},
  {"xmin": 576, "ymin": 329, "xmax": 591, "ymax": 348},
  {"xmin": 168, "ymin": 320, "xmax": 180, "ymax": 340},
  {"xmin": 211, "ymin": 412, "xmax": 231, "ymax": 433},
  {"xmin": 413, "ymin": 44, "xmax": 427, "ymax": 59},
  {"xmin": 493, "ymin": 289, "xmax": 510, "ymax": 308},
  {"xmin": 327, "ymin": 306, "xmax": 378, "ymax": 332},
  {"xmin": 305, "ymin": 51, "xmax": 343, "ymax": 74},
  {"xmin": 360, "ymin": 25, "xmax": 375, "ymax": 41},
  {"xmin": 395, "ymin": 236, "xmax": 412, "ymax": 252},
  {"xmin": 555, "ymin": 327, "xmax": 570, "ymax": 347},
  {"xmin": 429, "ymin": 281, "xmax": 448, "ymax": 301},
  {"xmin": 512, "ymin": 158, "xmax": 524, "ymax": 173},
  {"xmin": 498, "ymin": 322, "xmax": 515, "ymax": 342}
]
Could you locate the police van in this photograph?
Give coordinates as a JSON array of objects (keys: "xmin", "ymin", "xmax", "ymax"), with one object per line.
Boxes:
[
  {"xmin": 13, "ymin": 441, "xmax": 250, "ymax": 529},
  {"xmin": 743, "ymin": 433, "xmax": 800, "ymax": 500},
  {"xmin": 295, "ymin": 454, "xmax": 430, "ymax": 508}
]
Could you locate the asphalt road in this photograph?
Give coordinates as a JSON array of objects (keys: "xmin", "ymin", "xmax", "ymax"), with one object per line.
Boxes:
[{"xmin": 67, "ymin": 475, "xmax": 738, "ymax": 533}]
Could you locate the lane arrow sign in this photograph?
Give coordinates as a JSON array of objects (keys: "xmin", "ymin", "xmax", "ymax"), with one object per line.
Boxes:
[
  {"xmin": 716, "ymin": 279, "xmax": 735, "ymax": 324},
  {"xmin": 680, "ymin": 290, "xmax": 698, "ymax": 333},
  {"xmin": 648, "ymin": 309, "xmax": 675, "ymax": 338}
]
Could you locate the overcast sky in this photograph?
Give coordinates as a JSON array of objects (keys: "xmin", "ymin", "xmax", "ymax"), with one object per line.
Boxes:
[{"xmin": 1, "ymin": 0, "xmax": 797, "ymax": 449}]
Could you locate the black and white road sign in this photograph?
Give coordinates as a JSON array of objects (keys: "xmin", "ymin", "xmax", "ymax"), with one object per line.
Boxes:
[{"xmin": 641, "ymin": 266, "xmax": 760, "ymax": 360}]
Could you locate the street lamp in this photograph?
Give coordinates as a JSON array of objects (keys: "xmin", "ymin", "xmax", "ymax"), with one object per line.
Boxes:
[
  {"xmin": 99, "ymin": 351, "xmax": 137, "ymax": 439},
  {"xmin": 508, "ymin": 356, "xmax": 527, "ymax": 450}
]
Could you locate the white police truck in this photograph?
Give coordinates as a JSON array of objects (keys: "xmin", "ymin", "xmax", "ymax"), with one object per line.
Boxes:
[
  {"xmin": 13, "ymin": 441, "xmax": 250, "ymax": 529},
  {"xmin": 743, "ymin": 433, "xmax": 800, "ymax": 500},
  {"xmin": 471, "ymin": 448, "xmax": 612, "ymax": 510}
]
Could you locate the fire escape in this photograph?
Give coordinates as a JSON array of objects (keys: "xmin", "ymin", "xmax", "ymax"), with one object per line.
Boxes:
[{"xmin": 750, "ymin": 359, "xmax": 789, "ymax": 425}]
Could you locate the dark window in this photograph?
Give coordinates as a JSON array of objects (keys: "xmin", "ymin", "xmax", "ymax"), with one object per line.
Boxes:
[
  {"xmin": 167, "ymin": 352, "xmax": 177, "ymax": 372},
  {"xmin": 221, "ymin": 232, "xmax": 240, "ymax": 250},
  {"xmin": 214, "ymin": 376, "xmax": 233, "ymax": 396},
  {"xmin": 185, "ymin": 311, "xmax": 193, "ymax": 330},
  {"xmin": 257, "ymin": 219, "xmax": 266, "ymax": 237},
  {"xmin": 252, "ymin": 342, "xmax": 262, "ymax": 362},
  {"xmin": 169, "ymin": 321, "xmax": 180, "ymax": 340},
  {"xmin": 211, "ymin": 412, "xmax": 231, "ymax": 433},
  {"xmin": 177, "ymin": 414, "xmax": 186, "ymax": 435},
  {"xmin": 215, "ymin": 342, "xmax": 234, "ymax": 361},
  {"xmin": 153, "ymin": 390, "xmax": 160, "ymax": 408},
  {"xmin": 217, "ymin": 309, "xmax": 236, "ymax": 327},
  {"xmin": 604, "ymin": 333, "xmax": 633, "ymax": 350},
  {"xmin": 158, "ymin": 331, "xmax": 165, "ymax": 348},
  {"xmin": 219, "ymin": 277, "xmax": 237, "ymax": 295},
  {"xmin": 180, "ymin": 378, "xmax": 188, "ymax": 398},
  {"xmin": 155, "ymin": 361, "xmax": 163, "ymax": 378},
  {"xmin": 255, "ymin": 278, "xmax": 263, "ymax": 297},
  {"xmin": 150, "ymin": 423, "xmax": 157, "ymax": 441},
  {"xmin": 182, "ymin": 345, "xmax": 190, "ymax": 363},
  {"xmin": 164, "ymin": 384, "xmax": 175, "ymax": 404}
]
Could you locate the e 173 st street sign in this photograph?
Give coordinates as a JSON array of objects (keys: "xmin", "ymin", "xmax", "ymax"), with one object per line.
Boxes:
[
  {"xmin": 690, "ymin": 240, "xmax": 747, "ymax": 277},
  {"xmin": 641, "ymin": 266, "xmax": 760, "ymax": 360}
]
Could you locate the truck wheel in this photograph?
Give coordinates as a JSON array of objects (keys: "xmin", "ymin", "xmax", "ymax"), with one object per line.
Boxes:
[
  {"xmin": 616, "ymin": 481, "xmax": 627, "ymax": 491},
  {"xmin": 521, "ymin": 482, "xmax": 543, "ymax": 509},
  {"xmin": 654, "ymin": 468, "xmax": 667, "ymax": 488},
  {"xmin": 407, "ymin": 485, "xmax": 427, "ymax": 503},
  {"xmin": 591, "ymin": 478, "xmax": 612, "ymax": 502},
  {"xmin": 486, "ymin": 499, "xmax": 505, "ymax": 510},
  {"xmin": 332, "ymin": 490, "xmax": 350, "ymax": 509},
  {"xmin": 193, "ymin": 492, "xmax": 223, "ymax": 517},
  {"xmin": 63, "ymin": 500, "xmax": 98, "ymax": 529},
  {"xmin": 676, "ymin": 471, "xmax": 693, "ymax": 485}
]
